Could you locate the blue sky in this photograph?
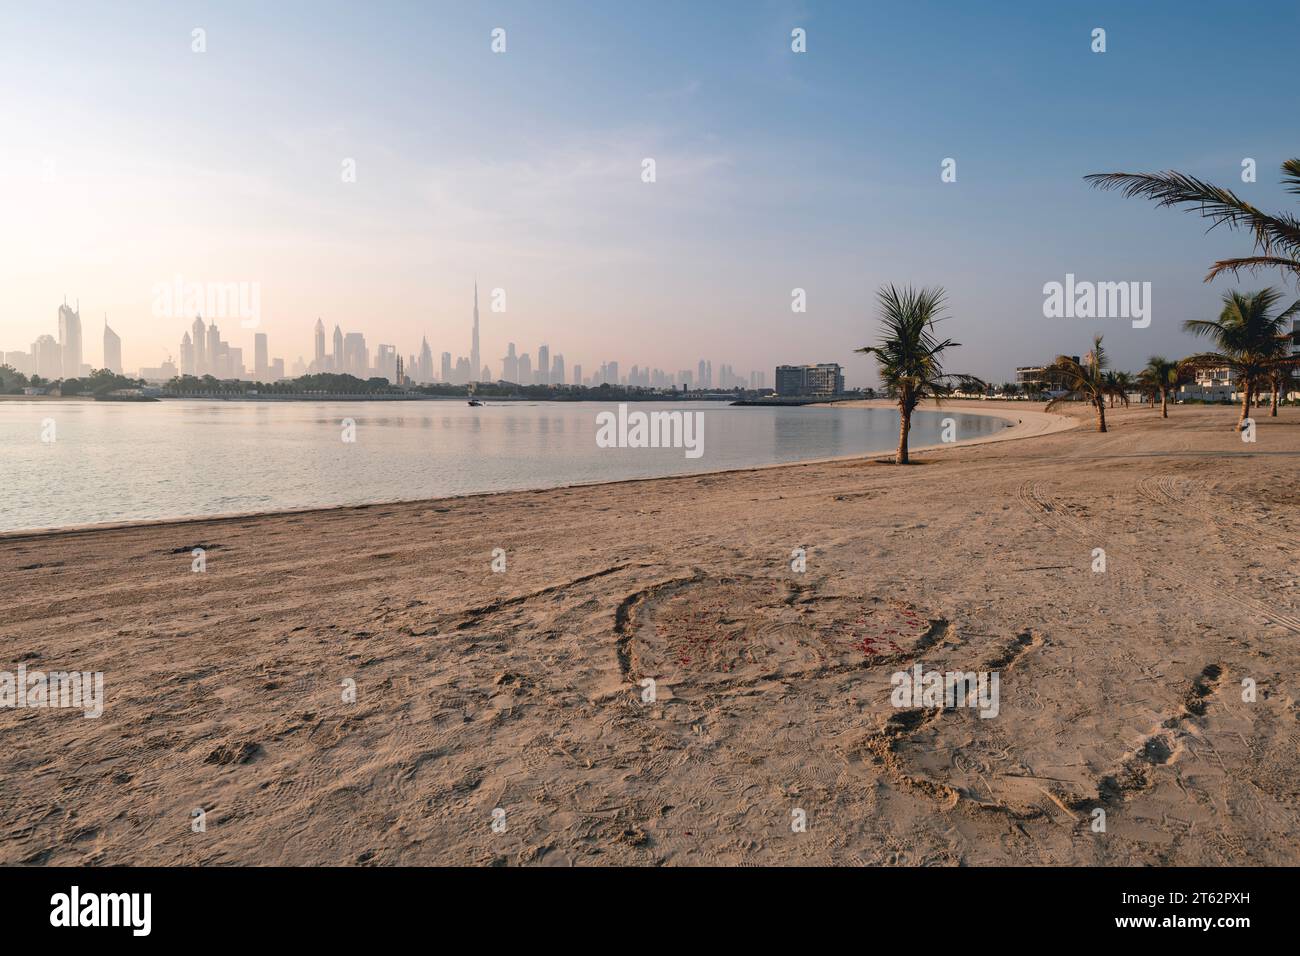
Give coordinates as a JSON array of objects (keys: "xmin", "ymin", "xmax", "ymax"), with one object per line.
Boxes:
[{"xmin": 2, "ymin": 0, "xmax": 1297, "ymax": 384}]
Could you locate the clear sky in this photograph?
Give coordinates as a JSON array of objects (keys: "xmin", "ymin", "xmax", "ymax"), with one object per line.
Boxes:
[{"xmin": 2, "ymin": 0, "xmax": 1297, "ymax": 386}]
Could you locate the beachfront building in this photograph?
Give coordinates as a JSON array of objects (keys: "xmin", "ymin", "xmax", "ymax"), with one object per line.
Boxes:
[
  {"xmin": 1015, "ymin": 357, "xmax": 1080, "ymax": 396},
  {"xmin": 775, "ymin": 363, "xmax": 845, "ymax": 398},
  {"xmin": 1180, "ymin": 366, "xmax": 1236, "ymax": 402}
]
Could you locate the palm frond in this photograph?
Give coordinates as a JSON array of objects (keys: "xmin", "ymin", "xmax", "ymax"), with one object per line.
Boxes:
[
  {"xmin": 1205, "ymin": 255, "xmax": 1300, "ymax": 283},
  {"xmin": 1084, "ymin": 170, "xmax": 1300, "ymax": 256},
  {"xmin": 1283, "ymin": 158, "xmax": 1300, "ymax": 197}
]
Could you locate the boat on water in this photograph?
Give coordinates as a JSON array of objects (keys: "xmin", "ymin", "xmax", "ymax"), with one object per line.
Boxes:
[{"xmin": 467, "ymin": 399, "xmax": 483, "ymax": 407}]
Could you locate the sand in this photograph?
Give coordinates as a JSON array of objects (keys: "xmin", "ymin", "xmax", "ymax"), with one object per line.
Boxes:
[{"xmin": 1, "ymin": 400, "xmax": 1297, "ymax": 866}]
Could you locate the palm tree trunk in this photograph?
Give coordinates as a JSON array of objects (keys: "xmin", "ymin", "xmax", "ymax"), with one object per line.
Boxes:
[
  {"xmin": 1239, "ymin": 384, "xmax": 1251, "ymax": 429},
  {"xmin": 896, "ymin": 404, "xmax": 911, "ymax": 464},
  {"xmin": 1160, "ymin": 387, "xmax": 1168, "ymax": 418},
  {"xmin": 1096, "ymin": 396, "xmax": 1107, "ymax": 433},
  {"xmin": 1271, "ymin": 376, "xmax": 1279, "ymax": 416}
]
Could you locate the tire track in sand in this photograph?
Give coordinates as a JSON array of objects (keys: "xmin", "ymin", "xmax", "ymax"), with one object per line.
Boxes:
[
  {"xmin": 1137, "ymin": 474, "xmax": 1298, "ymax": 554},
  {"xmin": 1017, "ymin": 479, "xmax": 1300, "ymax": 634}
]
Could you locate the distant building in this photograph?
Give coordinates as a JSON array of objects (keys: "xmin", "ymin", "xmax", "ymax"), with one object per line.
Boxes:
[
  {"xmin": 180, "ymin": 332, "xmax": 195, "ymax": 376},
  {"xmin": 314, "ymin": 319, "xmax": 327, "ymax": 371},
  {"xmin": 254, "ymin": 333, "xmax": 269, "ymax": 380},
  {"xmin": 32, "ymin": 334, "xmax": 61, "ymax": 380},
  {"xmin": 343, "ymin": 332, "xmax": 367, "ymax": 376},
  {"xmin": 192, "ymin": 315, "xmax": 207, "ymax": 374},
  {"xmin": 375, "ymin": 343, "xmax": 397, "ymax": 383},
  {"xmin": 775, "ymin": 363, "xmax": 844, "ymax": 397},
  {"xmin": 1016, "ymin": 357, "xmax": 1079, "ymax": 393},
  {"xmin": 103, "ymin": 318, "xmax": 122, "ymax": 374},
  {"xmin": 419, "ymin": 337, "xmax": 433, "ymax": 382},
  {"xmin": 139, "ymin": 359, "xmax": 178, "ymax": 383},
  {"xmin": 58, "ymin": 301, "xmax": 83, "ymax": 379},
  {"xmin": 1, "ymin": 350, "xmax": 33, "ymax": 376}
]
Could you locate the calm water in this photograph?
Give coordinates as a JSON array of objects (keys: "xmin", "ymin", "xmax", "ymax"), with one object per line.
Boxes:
[{"xmin": 0, "ymin": 400, "xmax": 1010, "ymax": 532}]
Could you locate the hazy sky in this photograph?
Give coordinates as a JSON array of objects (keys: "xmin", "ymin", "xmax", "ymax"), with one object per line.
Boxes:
[{"xmin": 2, "ymin": 0, "xmax": 1298, "ymax": 386}]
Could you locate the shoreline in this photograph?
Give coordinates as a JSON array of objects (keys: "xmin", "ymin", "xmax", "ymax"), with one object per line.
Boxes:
[
  {"xmin": 3, "ymin": 402, "xmax": 1298, "ymax": 865},
  {"xmin": 0, "ymin": 400, "xmax": 1074, "ymax": 542}
]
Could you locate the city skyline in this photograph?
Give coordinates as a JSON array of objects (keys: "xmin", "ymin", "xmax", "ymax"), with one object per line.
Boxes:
[
  {"xmin": 4, "ymin": 3, "xmax": 1297, "ymax": 388},
  {"xmin": 0, "ymin": 292, "xmax": 772, "ymax": 390}
]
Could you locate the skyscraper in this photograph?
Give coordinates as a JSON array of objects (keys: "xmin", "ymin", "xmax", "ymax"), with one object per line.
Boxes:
[
  {"xmin": 332, "ymin": 324, "xmax": 344, "ymax": 371},
  {"xmin": 314, "ymin": 318, "xmax": 326, "ymax": 370},
  {"xmin": 502, "ymin": 342, "xmax": 518, "ymax": 383},
  {"xmin": 419, "ymin": 337, "xmax": 433, "ymax": 382},
  {"xmin": 58, "ymin": 301, "xmax": 83, "ymax": 379},
  {"xmin": 257, "ymin": 332, "xmax": 273, "ymax": 382},
  {"xmin": 180, "ymin": 331, "xmax": 195, "ymax": 376},
  {"xmin": 343, "ymin": 332, "xmax": 367, "ymax": 376},
  {"xmin": 537, "ymin": 344, "xmax": 549, "ymax": 385},
  {"xmin": 207, "ymin": 322, "xmax": 222, "ymax": 376},
  {"xmin": 470, "ymin": 280, "xmax": 481, "ymax": 384},
  {"xmin": 551, "ymin": 353, "xmax": 564, "ymax": 388},
  {"xmin": 440, "ymin": 351, "xmax": 452, "ymax": 383},
  {"xmin": 192, "ymin": 315, "xmax": 207, "ymax": 375},
  {"xmin": 32, "ymin": 334, "xmax": 61, "ymax": 380},
  {"xmin": 102, "ymin": 317, "xmax": 121, "ymax": 374}
]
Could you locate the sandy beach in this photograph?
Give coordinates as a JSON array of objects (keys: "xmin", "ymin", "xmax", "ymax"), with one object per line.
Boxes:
[{"xmin": 2, "ymin": 400, "xmax": 1297, "ymax": 866}]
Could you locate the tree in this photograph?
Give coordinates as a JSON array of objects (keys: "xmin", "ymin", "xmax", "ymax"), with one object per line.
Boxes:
[
  {"xmin": 0, "ymin": 363, "xmax": 30, "ymax": 394},
  {"xmin": 1103, "ymin": 370, "xmax": 1134, "ymax": 408},
  {"xmin": 1180, "ymin": 288, "xmax": 1300, "ymax": 428},
  {"xmin": 855, "ymin": 285, "xmax": 982, "ymax": 464},
  {"xmin": 1139, "ymin": 356, "xmax": 1181, "ymax": 418},
  {"xmin": 1085, "ymin": 159, "xmax": 1300, "ymax": 284},
  {"xmin": 1046, "ymin": 335, "xmax": 1124, "ymax": 432}
]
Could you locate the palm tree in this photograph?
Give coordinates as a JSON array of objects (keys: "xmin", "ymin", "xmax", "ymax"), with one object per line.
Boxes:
[
  {"xmin": 855, "ymin": 285, "xmax": 982, "ymax": 464},
  {"xmin": 1103, "ymin": 370, "xmax": 1134, "ymax": 408},
  {"xmin": 1180, "ymin": 288, "xmax": 1300, "ymax": 428},
  {"xmin": 1267, "ymin": 364, "xmax": 1291, "ymax": 416},
  {"xmin": 1046, "ymin": 335, "xmax": 1122, "ymax": 432},
  {"xmin": 1140, "ymin": 356, "xmax": 1181, "ymax": 418},
  {"xmin": 1085, "ymin": 159, "xmax": 1300, "ymax": 284}
]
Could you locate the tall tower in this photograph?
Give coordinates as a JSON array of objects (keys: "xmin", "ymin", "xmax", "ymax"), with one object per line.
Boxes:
[
  {"xmin": 180, "ymin": 331, "xmax": 195, "ymax": 376},
  {"xmin": 470, "ymin": 280, "xmax": 481, "ymax": 384},
  {"xmin": 58, "ymin": 301, "xmax": 83, "ymax": 379},
  {"xmin": 314, "ymin": 318, "xmax": 326, "ymax": 370},
  {"xmin": 192, "ymin": 315, "xmax": 206, "ymax": 375},
  {"xmin": 419, "ymin": 336, "xmax": 433, "ymax": 382},
  {"xmin": 333, "ymin": 324, "xmax": 344, "ymax": 371},
  {"xmin": 103, "ymin": 315, "xmax": 122, "ymax": 374},
  {"xmin": 207, "ymin": 322, "xmax": 222, "ymax": 377},
  {"xmin": 254, "ymin": 332, "xmax": 269, "ymax": 380}
]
